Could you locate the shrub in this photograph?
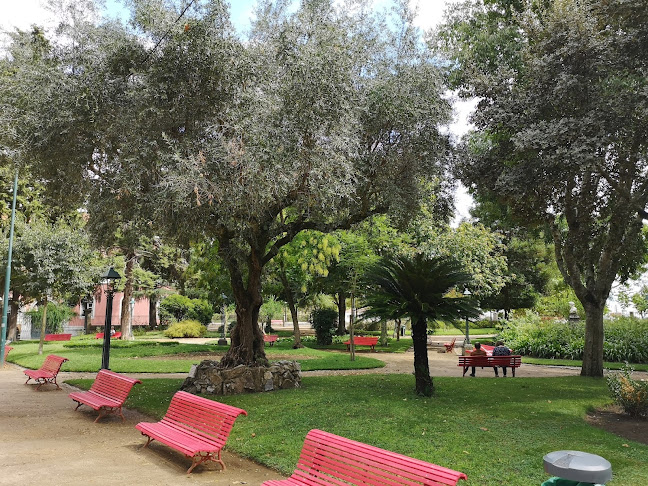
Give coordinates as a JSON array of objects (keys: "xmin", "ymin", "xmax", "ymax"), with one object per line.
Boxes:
[
  {"xmin": 311, "ymin": 308, "xmax": 338, "ymax": 345},
  {"xmin": 163, "ymin": 320, "xmax": 207, "ymax": 338},
  {"xmin": 606, "ymin": 363, "xmax": 648, "ymax": 419},
  {"xmin": 187, "ymin": 299, "xmax": 214, "ymax": 326},
  {"xmin": 159, "ymin": 294, "xmax": 214, "ymax": 326},
  {"xmin": 498, "ymin": 314, "xmax": 648, "ymax": 363}
]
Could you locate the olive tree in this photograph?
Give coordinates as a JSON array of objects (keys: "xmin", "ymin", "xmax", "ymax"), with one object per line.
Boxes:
[
  {"xmin": 4, "ymin": 0, "xmax": 454, "ymax": 368},
  {"xmin": 437, "ymin": 0, "xmax": 648, "ymax": 376}
]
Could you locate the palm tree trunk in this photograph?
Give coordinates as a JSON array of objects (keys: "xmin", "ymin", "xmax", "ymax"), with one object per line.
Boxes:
[{"xmin": 412, "ymin": 315, "xmax": 433, "ymax": 396}]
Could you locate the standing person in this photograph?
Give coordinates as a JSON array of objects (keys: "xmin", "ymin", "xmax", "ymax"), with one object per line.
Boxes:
[
  {"xmin": 469, "ymin": 342, "xmax": 487, "ymax": 377},
  {"xmin": 492, "ymin": 340, "xmax": 512, "ymax": 377}
]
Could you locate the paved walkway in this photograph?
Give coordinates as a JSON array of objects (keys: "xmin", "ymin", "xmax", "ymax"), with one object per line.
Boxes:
[{"xmin": 0, "ymin": 363, "xmax": 283, "ymax": 486}]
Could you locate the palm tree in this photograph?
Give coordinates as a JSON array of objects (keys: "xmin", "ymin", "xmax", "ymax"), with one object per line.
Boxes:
[{"xmin": 363, "ymin": 254, "xmax": 479, "ymax": 396}]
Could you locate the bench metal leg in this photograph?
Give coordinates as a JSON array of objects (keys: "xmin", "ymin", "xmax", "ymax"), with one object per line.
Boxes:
[{"xmin": 187, "ymin": 451, "xmax": 225, "ymax": 474}]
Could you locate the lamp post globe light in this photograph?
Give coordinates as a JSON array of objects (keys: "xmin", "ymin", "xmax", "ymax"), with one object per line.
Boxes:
[{"xmin": 101, "ymin": 267, "xmax": 121, "ymax": 370}]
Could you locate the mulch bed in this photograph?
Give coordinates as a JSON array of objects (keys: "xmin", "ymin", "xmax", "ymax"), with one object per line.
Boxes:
[{"xmin": 586, "ymin": 404, "xmax": 648, "ymax": 445}]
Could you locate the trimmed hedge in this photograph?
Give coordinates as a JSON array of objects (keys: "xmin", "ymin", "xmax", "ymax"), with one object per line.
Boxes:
[{"xmin": 498, "ymin": 315, "xmax": 648, "ymax": 363}]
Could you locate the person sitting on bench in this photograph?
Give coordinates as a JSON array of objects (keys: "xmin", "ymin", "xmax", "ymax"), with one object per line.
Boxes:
[
  {"xmin": 469, "ymin": 342, "xmax": 487, "ymax": 377},
  {"xmin": 492, "ymin": 340, "xmax": 512, "ymax": 377}
]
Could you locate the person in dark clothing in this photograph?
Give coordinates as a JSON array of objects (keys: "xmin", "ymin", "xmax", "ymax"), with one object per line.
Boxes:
[{"xmin": 492, "ymin": 340, "xmax": 511, "ymax": 377}]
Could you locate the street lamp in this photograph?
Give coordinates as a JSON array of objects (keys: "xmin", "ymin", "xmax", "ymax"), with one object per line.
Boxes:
[
  {"xmin": 81, "ymin": 294, "xmax": 93, "ymax": 335},
  {"xmin": 101, "ymin": 267, "xmax": 121, "ymax": 370},
  {"xmin": 463, "ymin": 288, "xmax": 471, "ymax": 345}
]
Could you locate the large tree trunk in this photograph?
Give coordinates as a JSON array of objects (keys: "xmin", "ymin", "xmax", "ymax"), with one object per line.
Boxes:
[
  {"xmin": 581, "ymin": 301, "xmax": 605, "ymax": 377},
  {"xmin": 411, "ymin": 315, "xmax": 433, "ymax": 396},
  {"xmin": 120, "ymin": 252, "xmax": 136, "ymax": 340},
  {"xmin": 7, "ymin": 298, "xmax": 19, "ymax": 341},
  {"xmin": 336, "ymin": 291, "xmax": 347, "ymax": 335},
  {"xmin": 37, "ymin": 295, "xmax": 48, "ymax": 355},
  {"xmin": 148, "ymin": 295, "xmax": 158, "ymax": 329},
  {"xmin": 219, "ymin": 245, "xmax": 267, "ymax": 368}
]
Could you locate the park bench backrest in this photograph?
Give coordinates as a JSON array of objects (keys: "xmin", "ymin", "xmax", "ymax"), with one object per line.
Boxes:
[
  {"xmin": 161, "ymin": 391, "xmax": 247, "ymax": 447},
  {"xmin": 490, "ymin": 355, "xmax": 522, "ymax": 366},
  {"xmin": 41, "ymin": 355, "xmax": 69, "ymax": 374},
  {"xmin": 45, "ymin": 333, "xmax": 71, "ymax": 341},
  {"xmin": 90, "ymin": 369, "xmax": 142, "ymax": 402},
  {"xmin": 346, "ymin": 337, "xmax": 378, "ymax": 346},
  {"xmin": 293, "ymin": 429, "xmax": 467, "ymax": 486}
]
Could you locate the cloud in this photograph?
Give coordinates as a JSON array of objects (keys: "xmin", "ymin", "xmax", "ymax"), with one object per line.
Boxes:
[{"xmin": 1, "ymin": 0, "xmax": 52, "ymax": 32}]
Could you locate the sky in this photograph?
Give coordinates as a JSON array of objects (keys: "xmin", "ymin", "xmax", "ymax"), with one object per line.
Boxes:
[{"xmin": 0, "ymin": 0, "xmax": 473, "ymax": 221}]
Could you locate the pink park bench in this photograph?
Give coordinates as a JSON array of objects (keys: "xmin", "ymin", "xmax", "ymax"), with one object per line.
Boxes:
[
  {"xmin": 24, "ymin": 354, "xmax": 69, "ymax": 390},
  {"xmin": 95, "ymin": 332, "xmax": 122, "ymax": 339},
  {"xmin": 4, "ymin": 345, "xmax": 13, "ymax": 359},
  {"xmin": 44, "ymin": 333, "xmax": 71, "ymax": 341},
  {"xmin": 69, "ymin": 369, "xmax": 142, "ymax": 423},
  {"xmin": 135, "ymin": 391, "xmax": 248, "ymax": 474},
  {"xmin": 344, "ymin": 336, "xmax": 379, "ymax": 352},
  {"xmin": 263, "ymin": 334, "xmax": 278, "ymax": 346},
  {"xmin": 261, "ymin": 429, "xmax": 468, "ymax": 486}
]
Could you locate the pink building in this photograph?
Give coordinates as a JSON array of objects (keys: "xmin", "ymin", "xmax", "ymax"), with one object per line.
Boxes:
[{"xmin": 68, "ymin": 284, "xmax": 153, "ymax": 333}]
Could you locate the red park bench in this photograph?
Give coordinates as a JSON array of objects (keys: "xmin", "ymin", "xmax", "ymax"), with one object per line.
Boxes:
[
  {"xmin": 344, "ymin": 336, "xmax": 379, "ymax": 352},
  {"xmin": 458, "ymin": 355, "xmax": 522, "ymax": 377},
  {"xmin": 135, "ymin": 390, "xmax": 248, "ymax": 474},
  {"xmin": 263, "ymin": 334, "xmax": 278, "ymax": 346},
  {"xmin": 261, "ymin": 429, "xmax": 468, "ymax": 486},
  {"xmin": 24, "ymin": 354, "xmax": 69, "ymax": 390},
  {"xmin": 4, "ymin": 345, "xmax": 13, "ymax": 359},
  {"xmin": 95, "ymin": 332, "xmax": 122, "ymax": 339},
  {"xmin": 444, "ymin": 336, "xmax": 457, "ymax": 353},
  {"xmin": 69, "ymin": 369, "xmax": 142, "ymax": 423},
  {"xmin": 44, "ymin": 333, "xmax": 72, "ymax": 341}
]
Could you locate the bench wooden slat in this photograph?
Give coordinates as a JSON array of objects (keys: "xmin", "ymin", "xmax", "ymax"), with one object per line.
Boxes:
[
  {"xmin": 135, "ymin": 390, "xmax": 247, "ymax": 474},
  {"xmin": 24, "ymin": 355, "xmax": 69, "ymax": 390},
  {"xmin": 262, "ymin": 429, "xmax": 467, "ymax": 486},
  {"xmin": 69, "ymin": 370, "xmax": 141, "ymax": 422}
]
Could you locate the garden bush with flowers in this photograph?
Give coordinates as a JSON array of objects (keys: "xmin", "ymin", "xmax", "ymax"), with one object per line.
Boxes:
[{"xmin": 606, "ymin": 363, "xmax": 648, "ymax": 419}]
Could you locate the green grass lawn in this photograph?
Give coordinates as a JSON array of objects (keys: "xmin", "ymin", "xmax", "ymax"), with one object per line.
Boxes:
[
  {"xmin": 6, "ymin": 339, "xmax": 384, "ymax": 373},
  {"xmin": 303, "ymin": 336, "xmax": 413, "ymax": 354},
  {"xmin": 523, "ymin": 357, "xmax": 648, "ymax": 372},
  {"xmin": 66, "ymin": 374, "xmax": 646, "ymax": 485}
]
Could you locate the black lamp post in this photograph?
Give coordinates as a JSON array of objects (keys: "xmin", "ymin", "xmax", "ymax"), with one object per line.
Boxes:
[
  {"xmin": 101, "ymin": 267, "xmax": 121, "ymax": 370},
  {"xmin": 463, "ymin": 288, "xmax": 472, "ymax": 345}
]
